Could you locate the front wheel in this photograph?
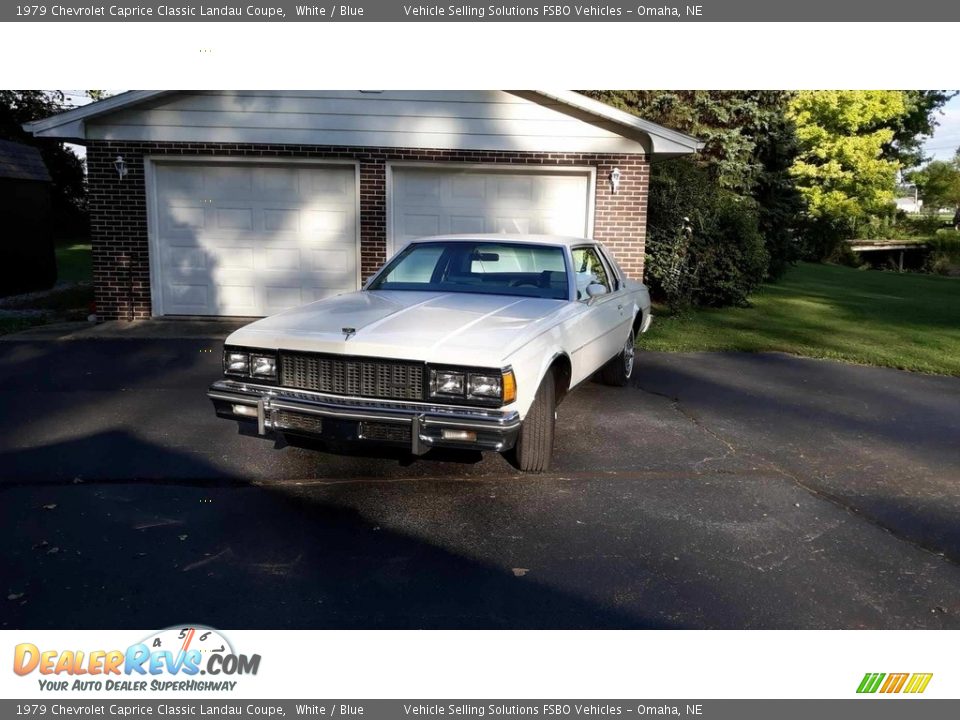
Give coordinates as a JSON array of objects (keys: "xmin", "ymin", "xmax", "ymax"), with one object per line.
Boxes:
[
  {"xmin": 601, "ymin": 326, "xmax": 636, "ymax": 387},
  {"xmin": 510, "ymin": 369, "xmax": 556, "ymax": 473}
]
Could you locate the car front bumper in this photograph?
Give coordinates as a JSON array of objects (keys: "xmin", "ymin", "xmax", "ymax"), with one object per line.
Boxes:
[{"xmin": 207, "ymin": 379, "xmax": 521, "ymax": 455}]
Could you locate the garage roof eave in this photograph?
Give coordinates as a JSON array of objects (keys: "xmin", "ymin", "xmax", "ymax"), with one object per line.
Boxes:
[
  {"xmin": 23, "ymin": 90, "xmax": 705, "ymax": 157},
  {"xmin": 529, "ymin": 90, "xmax": 704, "ymax": 157},
  {"xmin": 21, "ymin": 90, "xmax": 173, "ymax": 139}
]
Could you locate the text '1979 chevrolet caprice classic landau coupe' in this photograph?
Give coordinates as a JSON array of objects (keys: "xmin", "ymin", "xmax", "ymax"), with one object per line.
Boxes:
[{"xmin": 208, "ymin": 234, "xmax": 652, "ymax": 471}]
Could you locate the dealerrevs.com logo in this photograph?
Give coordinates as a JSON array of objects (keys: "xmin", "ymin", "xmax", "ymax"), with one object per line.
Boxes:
[
  {"xmin": 13, "ymin": 626, "xmax": 261, "ymax": 693},
  {"xmin": 857, "ymin": 673, "xmax": 933, "ymax": 694}
]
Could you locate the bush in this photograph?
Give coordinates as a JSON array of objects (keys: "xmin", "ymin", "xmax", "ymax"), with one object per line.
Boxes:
[{"xmin": 646, "ymin": 159, "xmax": 769, "ymax": 308}]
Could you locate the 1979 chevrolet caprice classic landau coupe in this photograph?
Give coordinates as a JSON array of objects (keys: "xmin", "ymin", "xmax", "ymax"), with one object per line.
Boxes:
[{"xmin": 208, "ymin": 234, "xmax": 652, "ymax": 471}]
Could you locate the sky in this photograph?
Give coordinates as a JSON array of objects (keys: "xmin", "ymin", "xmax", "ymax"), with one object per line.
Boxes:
[
  {"xmin": 61, "ymin": 89, "xmax": 960, "ymax": 165},
  {"xmin": 921, "ymin": 93, "xmax": 960, "ymax": 161}
]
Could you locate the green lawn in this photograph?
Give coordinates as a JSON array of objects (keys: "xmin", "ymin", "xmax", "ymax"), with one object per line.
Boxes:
[
  {"xmin": 55, "ymin": 242, "xmax": 92, "ymax": 284},
  {"xmin": 645, "ymin": 263, "xmax": 960, "ymax": 376}
]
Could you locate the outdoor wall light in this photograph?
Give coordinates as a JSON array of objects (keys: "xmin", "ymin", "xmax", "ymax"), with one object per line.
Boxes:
[
  {"xmin": 609, "ymin": 167, "xmax": 621, "ymax": 194},
  {"xmin": 114, "ymin": 155, "xmax": 128, "ymax": 180}
]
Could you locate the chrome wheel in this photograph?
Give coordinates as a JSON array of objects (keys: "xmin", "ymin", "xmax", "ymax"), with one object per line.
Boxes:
[{"xmin": 623, "ymin": 330, "xmax": 636, "ymax": 377}]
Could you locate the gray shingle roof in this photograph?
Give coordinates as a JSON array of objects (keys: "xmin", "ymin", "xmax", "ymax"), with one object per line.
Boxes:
[{"xmin": 0, "ymin": 139, "xmax": 52, "ymax": 182}]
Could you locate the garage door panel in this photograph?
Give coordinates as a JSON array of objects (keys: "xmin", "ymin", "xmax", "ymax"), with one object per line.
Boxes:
[
  {"xmin": 450, "ymin": 176, "xmax": 486, "ymax": 200},
  {"xmin": 206, "ymin": 166, "xmax": 254, "ymax": 199},
  {"xmin": 449, "ymin": 215, "xmax": 486, "ymax": 234},
  {"xmin": 308, "ymin": 170, "xmax": 352, "ymax": 198},
  {"xmin": 262, "ymin": 247, "xmax": 301, "ymax": 271},
  {"xmin": 496, "ymin": 176, "xmax": 534, "ymax": 201},
  {"xmin": 263, "ymin": 286, "xmax": 305, "ymax": 315},
  {"xmin": 392, "ymin": 168, "xmax": 591, "ymax": 249},
  {"xmin": 307, "ymin": 247, "xmax": 351, "ymax": 273},
  {"xmin": 215, "ymin": 285, "xmax": 258, "ymax": 314},
  {"xmin": 165, "ymin": 246, "xmax": 207, "ymax": 272},
  {"xmin": 215, "ymin": 207, "xmax": 254, "ymax": 232},
  {"xmin": 303, "ymin": 209, "xmax": 351, "ymax": 235},
  {"xmin": 165, "ymin": 284, "xmax": 210, "ymax": 314},
  {"xmin": 159, "ymin": 205, "xmax": 206, "ymax": 234},
  {"xmin": 400, "ymin": 214, "xmax": 441, "ymax": 238},
  {"xmin": 157, "ymin": 166, "xmax": 204, "ymax": 198},
  {"xmin": 260, "ymin": 167, "xmax": 299, "ymax": 196},
  {"xmin": 153, "ymin": 162, "xmax": 357, "ymax": 316},
  {"xmin": 494, "ymin": 216, "xmax": 532, "ymax": 234},
  {"xmin": 263, "ymin": 208, "xmax": 301, "ymax": 233}
]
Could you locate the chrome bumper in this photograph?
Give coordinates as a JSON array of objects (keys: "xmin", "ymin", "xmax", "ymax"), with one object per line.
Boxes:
[{"xmin": 207, "ymin": 379, "xmax": 521, "ymax": 454}]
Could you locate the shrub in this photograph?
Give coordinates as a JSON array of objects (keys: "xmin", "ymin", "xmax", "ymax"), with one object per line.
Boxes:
[{"xmin": 646, "ymin": 160, "xmax": 769, "ymax": 308}]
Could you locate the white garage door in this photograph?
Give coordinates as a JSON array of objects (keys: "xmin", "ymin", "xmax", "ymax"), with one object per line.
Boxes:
[
  {"xmin": 390, "ymin": 166, "xmax": 593, "ymax": 251},
  {"xmin": 151, "ymin": 161, "xmax": 357, "ymax": 316}
]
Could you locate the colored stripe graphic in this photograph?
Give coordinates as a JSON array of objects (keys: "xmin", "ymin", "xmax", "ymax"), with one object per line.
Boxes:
[
  {"xmin": 857, "ymin": 673, "xmax": 885, "ymax": 693},
  {"xmin": 880, "ymin": 673, "xmax": 909, "ymax": 693},
  {"xmin": 857, "ymin": 672, "xmax": 932, "ymax": 694},
  {"xmin": 903, "ymin": 673, "xmax": 933, "ymax": 694}
]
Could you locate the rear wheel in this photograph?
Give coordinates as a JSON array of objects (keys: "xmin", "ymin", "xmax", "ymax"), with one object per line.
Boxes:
[
  {"xmin": 601, "ymin": 326, "xmax": 636, "ymax": 387},
  {"xmin": 511, "ymin": 369, "xmax": 556, "ymax": 473}
]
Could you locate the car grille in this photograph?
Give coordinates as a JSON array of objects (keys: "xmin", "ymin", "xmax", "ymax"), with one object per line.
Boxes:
[
  {"xmin": 279, "ymin": 352, "xmax": 424, "ymax": 401},
  {"xmin": 359, "ymin": 422, "xmax": 411, "ymax": 443},
  {"xmin": 272, "ymin": 411, "xmax": 324, "ymax": 435}
]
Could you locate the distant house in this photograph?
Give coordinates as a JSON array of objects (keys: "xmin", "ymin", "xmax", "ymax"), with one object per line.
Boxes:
[
  {"xmin": 24, "ymin": 90, "xmax": 701, "ymax": 320},
  {"xmin": 894, "ymin": 184, "xmax": 923, "ymax": 214},
  {"xmin": 0, "ymin": 139, "xmax": 56, "ymax": 296}
]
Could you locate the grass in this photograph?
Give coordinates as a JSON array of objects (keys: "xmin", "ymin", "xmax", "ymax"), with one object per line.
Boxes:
[
  {"xmin": 0, "ymin": 316, "xmax": 45, "ymax": 336},
  {"xmin": 645, "ymin": 263, "xmax": 960, "ymax": 376},
  {"xmin": 0, "ymin": 242, "xmax": 94, "ymax": 337},
  {"xmin": 55, "ymin": 242, "xmax": 92, "ymax": 284}
]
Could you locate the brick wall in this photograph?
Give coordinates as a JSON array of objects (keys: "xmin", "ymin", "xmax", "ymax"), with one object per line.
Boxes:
[{"xmin": 86, "ymin": 141, "xmax": 649, "ymax": 320}]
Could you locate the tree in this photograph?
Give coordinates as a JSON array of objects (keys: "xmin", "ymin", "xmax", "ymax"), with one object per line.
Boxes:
[
  {"xmin": 910, "ymin": 160, "xmax": 960, "ymax": 213},
  {"xmin": 0, "ymin": 90, "xmax": 87, "ymax": 237},
  {"xmin": 787, "ymin": 91, "xmax": 909, "ymax": 256},
  {"xmin": 581, "ymin": 91, "xmax": 803, "ymax": 277},
  {"xmin": 646, "ymin": 159, "xmax": 768, "ymax": 308},
  {"xmin": 884, "ymin": 91, "xmax": 957, "ymax": 169}
]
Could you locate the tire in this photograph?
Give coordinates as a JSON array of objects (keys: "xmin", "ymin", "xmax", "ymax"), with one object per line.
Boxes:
[
  {"xmin": 511, "ymin": 369, "xmax": 556, "ymax": 473},
  {"xmin": 601, "ymin": 326, "xmax": 636, "ymax": 387}
]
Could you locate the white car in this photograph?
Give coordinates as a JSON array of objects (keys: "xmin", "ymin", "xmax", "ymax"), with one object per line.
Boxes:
[{"xmin": 208, "ymin": 234, "xmax": 652, "ymax": 471}]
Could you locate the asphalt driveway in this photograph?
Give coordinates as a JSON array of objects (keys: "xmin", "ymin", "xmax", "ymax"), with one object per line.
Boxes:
[{"xmin": 1, "ymin": 330, "xmax": 959, "ymax": 629}]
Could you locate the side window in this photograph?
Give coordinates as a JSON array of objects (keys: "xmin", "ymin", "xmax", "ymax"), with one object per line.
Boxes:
[
  {"xmin": 596, "ymin": 247, "xmax": 622, "ymax": 291},
  {"xmin": 571, "ymin": 246, "xmax": 612, "ymax": 300}
]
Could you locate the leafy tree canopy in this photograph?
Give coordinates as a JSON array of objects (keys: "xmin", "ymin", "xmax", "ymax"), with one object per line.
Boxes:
[
  {"xmin": 787, "ymin": 91, "xmax": 906, "ymax": 225},
  {"xmin": 581, "ymin": 90, "xmax": 803, "ymax": 277},
  {"xmin": 909, "ymin": 159, "xmax": 960, "ymax": 210}
]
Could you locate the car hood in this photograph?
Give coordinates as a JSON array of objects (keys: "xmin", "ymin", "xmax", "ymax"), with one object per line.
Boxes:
[{"xmin": 226, "ymin": 290, "xmax": 567, "ymax": 366}]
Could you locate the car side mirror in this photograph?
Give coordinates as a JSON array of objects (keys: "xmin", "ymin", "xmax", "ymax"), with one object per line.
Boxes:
[{"xmin": 585, "ymin": 283, "xmax": 608, "ymax": 301}]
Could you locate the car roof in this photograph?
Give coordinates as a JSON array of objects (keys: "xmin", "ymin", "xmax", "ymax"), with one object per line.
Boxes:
[{"xmin": 405, "ymin": 233, "xmax": 596, "ymax": 249}]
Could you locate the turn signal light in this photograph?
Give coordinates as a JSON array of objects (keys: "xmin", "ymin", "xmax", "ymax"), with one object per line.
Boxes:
[{"xmin": 502, "ymin": 369, "xmax": 517, "ymax": 404}]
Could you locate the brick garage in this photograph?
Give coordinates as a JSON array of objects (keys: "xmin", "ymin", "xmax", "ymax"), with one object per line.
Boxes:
[{"xmin": 27, "ymin": 91, "xmax": 698, "ymax": 320}]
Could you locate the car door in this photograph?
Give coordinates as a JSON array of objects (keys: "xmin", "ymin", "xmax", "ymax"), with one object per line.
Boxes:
[{"xmin": 568, "ymin": 245, "xmax": 629, "ymax": 383}]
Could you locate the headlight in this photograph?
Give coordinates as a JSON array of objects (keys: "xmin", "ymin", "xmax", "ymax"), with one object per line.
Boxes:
[
  {"xmin": 250, "ymin": 354, "xmax": 277, "ymax": 379},
  {"xmin": 431, "ymin": 370, "xmax": 465, "ymax": 397},
  {"xmin": 429, "ymin": 367, "xmax": 516, "ymax": 405},
  {"xmin": 468, "ymin": 373, "xmax": 501, "ymax": 399},
  {"xmin": 224, "ymin": 351, "xmax": 249, "ymax": 375}
]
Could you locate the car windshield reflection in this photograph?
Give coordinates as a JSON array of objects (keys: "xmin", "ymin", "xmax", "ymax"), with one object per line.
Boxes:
[{"xmin": 367, "ymin": 241, "xmax": 569, "ymax": 300}]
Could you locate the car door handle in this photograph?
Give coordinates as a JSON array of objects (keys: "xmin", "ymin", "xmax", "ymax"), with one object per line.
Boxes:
[{"xmin": 617, "ymin": 304, "xmax": 624, "ymax": 311}]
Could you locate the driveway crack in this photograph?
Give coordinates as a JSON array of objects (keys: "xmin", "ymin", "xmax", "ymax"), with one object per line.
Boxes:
[{"xmin": 634, "ymin": 380, "xmax": 960, "ymax": 570}]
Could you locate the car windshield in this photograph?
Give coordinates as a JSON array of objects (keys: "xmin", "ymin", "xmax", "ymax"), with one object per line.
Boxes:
[{"xmin": 367, "ymin": 241, "xmax": 569, "ymax": 300}]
